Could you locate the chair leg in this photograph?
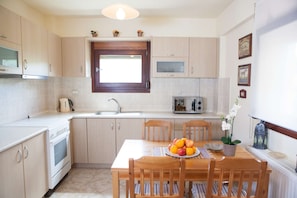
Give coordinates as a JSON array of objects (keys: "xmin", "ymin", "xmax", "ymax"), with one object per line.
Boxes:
[
  {"xmin": 189, "ymin": 181, "xmax": 193, "ymax": 198},
  {"xmin": 126, "ymin": 180, "xmax": 129, "ymax": 198}
]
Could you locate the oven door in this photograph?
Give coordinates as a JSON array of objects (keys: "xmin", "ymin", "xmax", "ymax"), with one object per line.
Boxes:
[{"xmin": 49, "ymin": 130, "xmax": 71, "ymax": 178}]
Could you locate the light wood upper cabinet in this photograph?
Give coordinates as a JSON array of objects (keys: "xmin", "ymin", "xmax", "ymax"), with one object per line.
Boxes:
[
  {"xmin": 0, "ymin": 133, "xmax": 47, "ymax": 198},
  {"xmin": 21, "ymin": 18, "xmax": 48, "ymax": 76},
  {"xmin": 189, "ymin": 37, "xmax": 218, "ymax": 78},
  {"xmin": 62, "ymin": 37, "xmax": 89, "ymax": 77},
  {"xmin": 48, "ymin": 32, "xmax": 62, "ymax": 77},
  {"xmin": 152, "ymin": 37, "xmax": 189, "ymax": 77},
  {"xmin": 152, "ymin": 37, "xmax": 189, "ymax": 57},
  {"xmin": 0, "ymin": 6, "xmax": 21, "ymax": 45}
]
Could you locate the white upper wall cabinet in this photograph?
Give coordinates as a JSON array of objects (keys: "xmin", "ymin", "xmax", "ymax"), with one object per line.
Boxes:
[
  {"xmin": 62, "ymin": 37, "xmax": 88, "ymax": 77},
  {"xmin": 152, "ymin": 37, "xmax": 189, "ymax": 57},
  {"xmin": 48, "ymin": 32, "xmax": 62, "ymax": 77},
  {"xmin": 0, "ymin": 6, "xmax": 21, "ymax": 45},
  {"xmin": 189, "ymin": 38, "xmax": 218, "ymax": 78},
  {"xmin": 21, "ymin": 18, "xmax": 49, "ymax": 76}
]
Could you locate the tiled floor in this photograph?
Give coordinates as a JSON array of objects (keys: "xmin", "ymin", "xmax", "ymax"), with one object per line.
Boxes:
[{"xmin": 50, "ymin": 168, "xmax": 126, "ymax": 198}]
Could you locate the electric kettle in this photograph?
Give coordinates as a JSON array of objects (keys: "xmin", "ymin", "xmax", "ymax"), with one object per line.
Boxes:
[{"xmin": 59, "ymin": 98, "xmax": 74, "ymax": 112}]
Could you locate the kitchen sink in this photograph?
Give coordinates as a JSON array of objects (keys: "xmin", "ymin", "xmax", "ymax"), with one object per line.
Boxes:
[
  {"xmin": 94, "ymin": 111, "xmax": 142, "ymax": 116},
  {"xmin": 95, "ymin": 111, "xmax": 118, "ymax": 115}
]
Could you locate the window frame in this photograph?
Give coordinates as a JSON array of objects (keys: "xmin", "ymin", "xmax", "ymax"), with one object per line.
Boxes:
[{"xmin": 91, "ymin": 41, "xmax": 151, "ymax": 93}]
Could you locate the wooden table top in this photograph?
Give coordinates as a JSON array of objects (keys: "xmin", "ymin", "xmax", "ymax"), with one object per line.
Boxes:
[{"xmin": 111, "ymin": 139, "xmax": 256, "ymax": 171}]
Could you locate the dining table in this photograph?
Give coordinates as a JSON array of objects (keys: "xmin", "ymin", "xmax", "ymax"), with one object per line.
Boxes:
[{"xmin": 111, "ymin": 139, "xmax": 271, "ymax": 198}]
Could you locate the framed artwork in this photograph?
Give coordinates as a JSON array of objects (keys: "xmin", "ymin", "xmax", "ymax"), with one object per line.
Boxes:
[
  {"xmin": 238, "ymin": 64, "xmax": 251, "ymax": 86},
  {"xmin": 238, "ymin": 33, "xmax": 252, "ymax": 59},
  {"xmin": 239, "ymin": 89, "xmax": 247, "ymax": 98}
]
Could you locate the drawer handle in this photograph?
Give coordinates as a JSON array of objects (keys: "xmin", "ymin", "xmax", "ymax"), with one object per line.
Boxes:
[
  {"xmin": 16, "ymin": 150, "xmax": 22, "ymax": 163},
  {"xmin": 23, "ymin": 146, "xmax": 29, "ymax": 159}
]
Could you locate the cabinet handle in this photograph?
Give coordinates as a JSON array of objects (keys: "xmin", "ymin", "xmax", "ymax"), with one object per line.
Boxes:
[
  {"xmin": 117, "ymin": 122, "xmax": 120, "ymax": 130},
  {"xmin": 23, "ymin": 146, "xmax": 29, "ymax": 159},
  {"xmin": 24, "ymin": 59, "xmax": 28, "ymax": 70},
  {"xmin": 49, "ymin": 64, "xmax": 52, "ymax": 72},
  {"xmin": 0, "ymin": 68, "xmax": 7, "ymax": 72},
  {"xmin": 111, "ymin": 122, "xmax": 114, "ymax": 130},
  {"xmin": 16, "ymin": 150, "xmax": 22, "ymax": 163}
]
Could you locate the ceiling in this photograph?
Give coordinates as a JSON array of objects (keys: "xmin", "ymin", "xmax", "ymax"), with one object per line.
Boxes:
[{"xmin": 23, "ymin": 0, "xmax": 234, "ymax": 18}]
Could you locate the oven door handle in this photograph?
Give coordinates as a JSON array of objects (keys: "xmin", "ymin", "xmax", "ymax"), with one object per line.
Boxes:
[{"xmin": 50, "ymin": 131, "xmax": 70, "ymax": 145}]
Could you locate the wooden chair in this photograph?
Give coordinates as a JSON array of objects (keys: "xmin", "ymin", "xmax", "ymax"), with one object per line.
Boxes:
[
  {"xmin": 191, "ymin": 157, "xmax": 268, "ymax": 198},
  {"xmin": 182, "ymin": 120, "xmax": 212, "ymax": 141},
  {"xmin": 129, "ymin": 156, "xmax": 186, "ymax": 198},
  {"xmin": 142, "ymin": 120, "xmax": 173, "ymax": 141}
]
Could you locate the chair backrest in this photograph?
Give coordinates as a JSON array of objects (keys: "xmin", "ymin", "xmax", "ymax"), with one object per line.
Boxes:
[
  {"xmin": 182, "ymin": 120, "xmax": 212, "ymax": 141},
  {"xmin": 142, "ymin": 120, "xmax": 172, "ymax": 141},
  {"xmin": 206, "ymin": 157, "xmax": 268, "ymax": 198},
  {"xmin": 129, "ymin": 156, "xmax": 185, "ymax": 198}
]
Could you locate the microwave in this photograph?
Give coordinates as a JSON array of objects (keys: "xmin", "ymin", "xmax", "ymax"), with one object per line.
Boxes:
[
  {"xmin": 173, "ymin": 96, "xmax": 204, "ymax": 114},
  {"xmin": 0, "ymin": 40, "xmax": 22, "ymax": 75}
]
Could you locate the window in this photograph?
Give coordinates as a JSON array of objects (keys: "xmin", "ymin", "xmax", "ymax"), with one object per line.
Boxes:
[{"xmin": 91, "ymin": 41, "xmax": 151, "ymax": 93}]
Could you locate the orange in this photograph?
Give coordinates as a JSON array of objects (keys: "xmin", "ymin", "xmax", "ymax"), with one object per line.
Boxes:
[
  {"xmin": 170, "ymin": 145, "xmax": 178, "ymax": 154},
  {"xmin": 175, "ymin": 139, "xmax": 185, "ymax": 148},
  {"xmin": 186, "ymin": 147, "xmax": 194, "ymax": 156}
]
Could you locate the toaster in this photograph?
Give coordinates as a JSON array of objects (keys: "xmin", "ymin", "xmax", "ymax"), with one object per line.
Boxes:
[{"xmin": 173, "ymin": 96, "xmax": 204, "ymax": 114}]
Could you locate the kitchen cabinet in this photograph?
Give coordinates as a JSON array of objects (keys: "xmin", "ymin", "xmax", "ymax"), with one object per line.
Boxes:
[
  {"xmin": 189, "ymin": 38, "xmax": 218, "ymax": 78},
  {"xmin": 62, "ymin": 37, "xmax": 90, "ymax": 77},
  {"xmin": 71, "ymin": 118, "xmax": 88, "ymax": 164},
  {"xmin": 71, "ymin": 118, "xmax": 144, "ymax": 166},
  {"xmin": 115, "ymin": 118, "xmax": 144, "ymax": 153},
  {"xmin": 0, "ymin": 133, "xmax": 47, "ymax": 198},
  {"xmin": 152, "ymin": 37, "xmax": 189, "ymax": 57},
  {"xmin": 87, "ymin": 118, "xmax": 116, "ymax": 165},
  {"xmin": 0, "ymin": 6, "xmax": 21, "ymax": 45},
  {"xmin": 48, "ymin": 32, "xmax": 62, "ymax": 77},
  {"xmin": 21, "ymin": 18, "xmax": 48, "ymax": 76},
  {"xmin": 152, "ymin": 37, "xmax": 189, "ymax": 78}
]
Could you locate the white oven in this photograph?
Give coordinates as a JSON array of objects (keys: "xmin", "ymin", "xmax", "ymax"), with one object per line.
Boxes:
[{"xmin": 48, "ymin": 122, "xmax": 71, "ymax": 189}]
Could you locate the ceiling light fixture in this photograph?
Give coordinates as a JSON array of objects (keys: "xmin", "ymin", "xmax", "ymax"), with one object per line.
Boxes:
[{"xmin": 101, "ymin": 4, "xmax": 139, "ymax": 20}]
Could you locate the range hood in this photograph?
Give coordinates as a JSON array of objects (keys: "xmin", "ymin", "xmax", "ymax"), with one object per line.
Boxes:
[{"xmin": 0, "ymin": 73, "xmax": 48, "ymax": 79}]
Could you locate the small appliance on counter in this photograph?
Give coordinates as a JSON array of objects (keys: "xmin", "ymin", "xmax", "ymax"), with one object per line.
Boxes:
[
  {"xmin": 173, "ymin": 96, "xmax": 204, "ymax": 114},
  {"xmin": 59, "ymin": 98, "xmax": 75, "ymax": 112}
]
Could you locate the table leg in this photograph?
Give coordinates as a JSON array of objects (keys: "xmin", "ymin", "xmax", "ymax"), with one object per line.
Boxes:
[{"xmin": 112, "ymin": 171, "xmax": 120, "ymax": 198}]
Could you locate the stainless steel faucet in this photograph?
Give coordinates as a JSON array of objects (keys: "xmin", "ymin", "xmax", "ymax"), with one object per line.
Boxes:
[{"xmin": 108, "ymin": 98, "xmax": 121, "ymax": 113}]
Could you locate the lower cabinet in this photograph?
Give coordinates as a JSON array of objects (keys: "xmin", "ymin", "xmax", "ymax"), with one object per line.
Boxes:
[
  {"xmin": 71, "ymin": 118, "xmax": 144, "ymax": 166},
  {"xmin": 0, "ymin": 133, "xmax": 48, "ymax": 198}
]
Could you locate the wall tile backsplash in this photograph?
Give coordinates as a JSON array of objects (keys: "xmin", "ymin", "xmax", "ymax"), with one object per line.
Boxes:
[{"xmin": 0, "ymin": 77, "xmax": 229, "ymax": 125}]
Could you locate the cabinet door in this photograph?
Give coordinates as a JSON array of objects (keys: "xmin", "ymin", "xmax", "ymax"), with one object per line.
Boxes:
[
  {"xmin": 0, "ymin": 144, "xmax": 25, "ymax": 198},
  {"xmin": 116, "ymin": 119, "xmax": 144, "ymax": 153},
  {"xmin": 23, "ymin": 133, "xmax": 48, "ymax": 198},
  {"xmin": 71, "ymin": 118, "xmax": 88, "ymax": 164},
  {"xmin": 21, "ymin": 18, "xmax": 48, "ymax": 76},
  {"xmin": 189, "ymin": 38, "xmax": 218, "ymax": 78},
  {"xmin": 87, "ymin": 119, "xmax": 116, "ymax": 164},
  {"xmin": 62, "ymin": 37, "xmax": 86, "ymax": 77},
  {"xmin": 0, "ymin": 6, "xmax": 21, "ymax": 45},
  {"xmin": 48, "ymin": 32, "xmax": 62, "ymax": 77},
  {"xmin": 152, "ymin": 37, "xmax": 189, "ymax": 57},
  {"xmin": 152, "ymin": 57, "xmax": 188, "ymax": 77}
]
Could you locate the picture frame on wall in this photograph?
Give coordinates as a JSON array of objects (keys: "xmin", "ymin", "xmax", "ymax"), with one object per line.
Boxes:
[
  {"xmin": 238, "ymin": 64, "xmax": 251, "ymax": 86},
  {"xmin": 238, "ymin": 33, "xmax": 252, "ymax": 59}
]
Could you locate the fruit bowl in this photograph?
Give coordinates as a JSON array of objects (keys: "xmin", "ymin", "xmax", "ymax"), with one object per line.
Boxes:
[
  {"xmin": 165, "ymin": 148, "xmax": 200, "ymax": 158},
  {"xmin": 167, "ymin": 137, "xmax": 200, "ymax": 158}
]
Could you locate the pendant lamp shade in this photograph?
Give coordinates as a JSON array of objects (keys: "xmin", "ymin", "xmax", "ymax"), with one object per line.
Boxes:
[{"xmin": 101, "ymin": 4, "xmax": 139, "ymax": 20}]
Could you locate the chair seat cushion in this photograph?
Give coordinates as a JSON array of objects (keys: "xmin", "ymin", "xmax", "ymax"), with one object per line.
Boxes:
[
  {"xmin": 191, "ymin": 182, "xmax": 247, "ymax": 198},
  {"xmin": 134, "ymin": 183, "xmax": 179, "ymax": 195}
]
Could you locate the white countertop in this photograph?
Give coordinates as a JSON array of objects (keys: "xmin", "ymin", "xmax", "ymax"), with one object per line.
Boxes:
[
  {"xmin": 0, "ymin": 126, "xmax": 47, "ymax": 152},
  {"xmin": 0, "ymin": 111, "xmax": 221, "ymax": 152}
]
